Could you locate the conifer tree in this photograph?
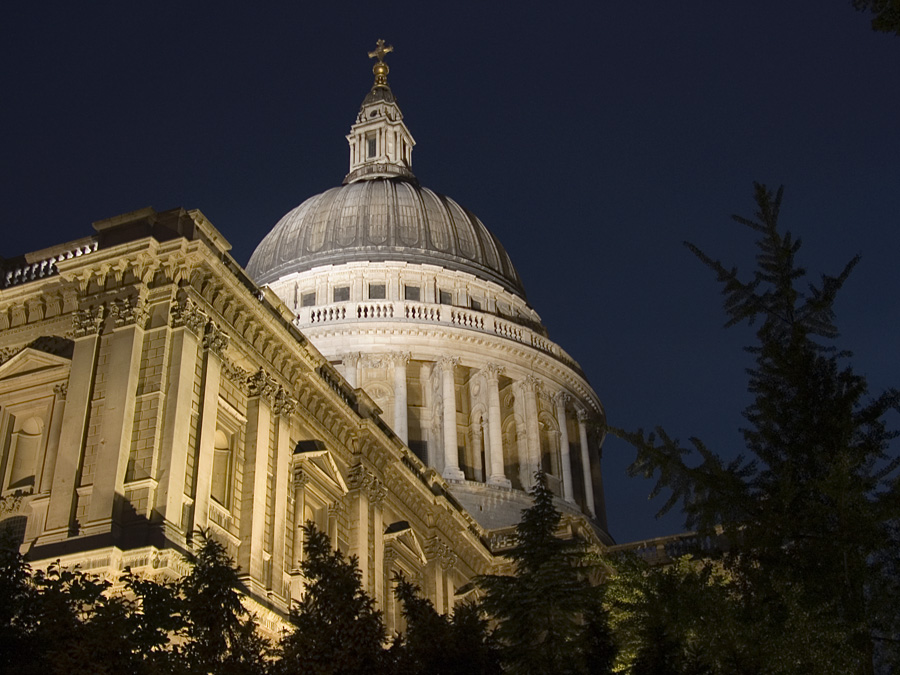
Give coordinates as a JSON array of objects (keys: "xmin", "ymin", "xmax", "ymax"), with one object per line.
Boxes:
[
  {"xmin": 616, "ymin": 183, "xmax": 900, "ymax": 673},
  {"xmin": 478, "ymin": 471, "xmax": 615, "ymax": 675},
  {"xmin": 179, "ymin": 529, "xmax": 269, "ymax": 675},
  {"xmin": 391, "ymin": 572, "xmax": 500, "ymax": 675},
  {"xmin": 277, "ymin": 522, "xmax": 387, "ymax": 675}
]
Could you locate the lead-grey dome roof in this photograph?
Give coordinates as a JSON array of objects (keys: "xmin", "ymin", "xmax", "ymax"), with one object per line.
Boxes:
[{"xmin": 246, "ymin": 178, "xmax": 527, "ymax": 299}]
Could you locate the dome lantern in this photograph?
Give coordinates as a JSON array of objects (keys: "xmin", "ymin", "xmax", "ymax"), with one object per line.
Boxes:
[{"xmin": 344, "ymin": 40, "xmax": 417, "ymax": 185}]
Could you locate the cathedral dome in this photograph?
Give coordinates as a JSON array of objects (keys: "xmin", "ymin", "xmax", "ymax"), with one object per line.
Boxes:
[{"xmin": 246, "ymin": 178, "xmax": 527, "ymax": 298}]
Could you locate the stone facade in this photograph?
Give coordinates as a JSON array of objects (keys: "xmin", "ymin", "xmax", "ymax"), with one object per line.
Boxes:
[{"xmin": 0, "ymin": 208, "xmax": 539, "ymax": 628}]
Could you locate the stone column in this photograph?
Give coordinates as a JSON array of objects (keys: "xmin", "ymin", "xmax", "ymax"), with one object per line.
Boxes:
[
  {"xmin": 553, "ymin": 392, "xmax": 575, "ymax": 503},
  {"xmin": 518, "ymin": 376, "xmax": 542, "ymax": 487},
  {"xmin": 577, "ymin": 409, "xmax": 596, "ymax": 517},
  {"xmin": 439, "ymin": 357, "xmax": 464, "ymax": 481},
  {"xmin": 484, "ymin": 364, "xmax": 510, "ymax": 487},
  {"xmin": 391, "ymin": 352, "xmax": 410, "ymax": 444},
  {"xmin": 342, "ymin": 352, "xmax": 360, "ymax": 389}
]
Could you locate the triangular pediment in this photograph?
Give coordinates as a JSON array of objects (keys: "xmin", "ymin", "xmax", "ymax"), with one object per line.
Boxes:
[
  {"xmin": 0, "ymin": 348, "xmax": 72, "ymax": 381},
  {"xmin": 294, "ymin": 441, "xmax": 348, "ymax": 496},
  {"xmin": 384, "ymin": 521, "xmax": 427, "ymax": 564}
]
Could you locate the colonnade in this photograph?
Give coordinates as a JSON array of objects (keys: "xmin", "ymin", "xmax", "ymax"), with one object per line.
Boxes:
[{"xmin": 342, "ymin": 351, "xmax": 597, "ymax": 517}]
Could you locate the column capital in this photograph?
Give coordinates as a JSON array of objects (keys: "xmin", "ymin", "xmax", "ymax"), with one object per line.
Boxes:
[
  {"xmin": 109, "ymin": 294, "xmax": 150, "ymax": 330},
  {"xmin": 438, "ymin": 355, "xmax": 459, "ymax": 371},
  {"xmin": 390, "ymin": 351, "xmax": 411, "ymax": 366},
  {"xmin": 577, "ymin": 408, "xmax": 592, "ymax": 423},
  {"xmin": 480, "ymin": 362, "xmax": 504, "ymax": 382},
  {"xmin": 201, "ymin": 319, "xmax": 229, "ymax": 357},
  {"xmin": 293, "ymin": 465, "xmax": 310, "ymax": 489},
  {"xmin": 552, "ymin": 390, "xmax": 571, "ymax": 408},
  {"xmin": 53, "ymin": 382, "xmax": 68, "ymax": 400},
  {"xmin": 71, "ymin": 304, "xmax": 105, "ymax": 337},
  {"xmin": 170, "ymin": 296, "xmax": 207, "ymax": 336}
]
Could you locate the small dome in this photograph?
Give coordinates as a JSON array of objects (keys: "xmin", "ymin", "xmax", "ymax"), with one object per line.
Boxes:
[{"xmin": 247, "ymin": 178, "xmax": 527, "ymax": 299}]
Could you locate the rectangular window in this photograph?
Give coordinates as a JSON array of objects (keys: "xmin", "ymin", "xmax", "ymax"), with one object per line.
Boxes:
[
  {"xmin": 439, "ymin": 290, "xmax": 452, "ymax": 305},
  {"xmin": 333, "ymin": 286, "xmax": 350, "ymax": 303},
  {"xmin": 367, "ymin": 136, "xmax": 377, "ymax": 158},
  {"xmin": 368, "ymin": 283, "xmax": 386, "ymax": 300},
  {"xmin": 301, "ymin": 292, "xmax": 316, "ymax": 307},
  {"xmin": 470, "ymin": 298, "xmax": 482, "ymax": 311},
  {"xmin": 404, "ymin": 285, "xmax": 420, "ymax": 301}
]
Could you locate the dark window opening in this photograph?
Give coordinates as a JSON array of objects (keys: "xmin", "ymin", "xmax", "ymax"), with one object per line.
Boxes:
[
  {"xmin": 439, "ymin": 290, "xmax": 452, "ymax": 305},
  {"xmin": 367, "ymin": 136, "xmax": 377, "ymax": 158},
  {"xmin": 404, "ymin": 285, "xmax": 420, "ymax": 302},
  {"xmin": 333, "ymin": 286, "xmax": 350, "ymax": 302},
  {"xmin": 470, "ymin": 298, "xmax": 482, "ymax": 311},
  {"xmin": 301, "ymin": 292, "xmax": 316, "ymax": 307},
  {"xmin": 369, "ymin": 283, "xmax": 386, "ymax": 300}
]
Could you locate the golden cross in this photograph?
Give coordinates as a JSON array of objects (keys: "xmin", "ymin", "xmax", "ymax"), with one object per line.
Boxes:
[{"xmin": 368, "ymin": 39, "xmax": 393, "ymax": 63}]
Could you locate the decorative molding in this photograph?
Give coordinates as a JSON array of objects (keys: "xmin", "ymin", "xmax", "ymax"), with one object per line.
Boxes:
[
  {"xmin": 109, "ymin": 295, "xmax": 150, "ymax": 329},
  {"xmin": 0, "ymin": 493, "xmax": 25, "ymax": 517},
  {"xmin": 53, "ymin": 382, "xmax": 68, "ymax": 400},
  {"xmin": 348, "ymin": 464, "xmax": 387, "ymax": 505},
  {"xmin": 71, "ymin": 304, "xmax": 105, "ymax": 337},
  {"xmin": 170, "ymin": 296, "xmax": 207, "ymax": 336},
  {"xmin": 0, "ymin": 347, "xmax": 21, "ymax": 367},
  {"xmin": 247, "ymin": 368, "xmax": 279, "ymax": 402},
  {"xmin": 201, "ymin": 319, "xmax": 229, "ymax": 356}
]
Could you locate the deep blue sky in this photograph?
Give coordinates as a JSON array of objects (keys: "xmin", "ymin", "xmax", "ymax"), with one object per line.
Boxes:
[{"xmin": 2, "ymin": 2, "xmax": 898, "ymax": 544}]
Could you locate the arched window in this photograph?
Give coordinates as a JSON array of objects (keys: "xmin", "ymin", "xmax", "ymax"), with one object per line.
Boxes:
[{"xmin": 211, "ymin": 429, "xmax": 232, "ymax": 508}]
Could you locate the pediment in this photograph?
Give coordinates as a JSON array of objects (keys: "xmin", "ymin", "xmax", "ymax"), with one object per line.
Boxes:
[
  {"xmin": 0, "ymin": 348, "xmax": 72, "ymax": 381},
  {"xmin": 384, "ymin": 521, "xmax": 427, "ymax": 564},
  {"xmin": 294, "ymin": 441, "xmax": 348, "ymax": 496}
]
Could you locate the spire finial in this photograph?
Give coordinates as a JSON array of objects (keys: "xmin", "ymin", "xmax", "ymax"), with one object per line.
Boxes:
[{"xmin": 368, "ymin": 39, "xmax": 393, "ymax": 86}]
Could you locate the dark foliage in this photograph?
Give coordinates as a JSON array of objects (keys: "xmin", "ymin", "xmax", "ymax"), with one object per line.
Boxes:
[
  {"xmin": 390, "ymin": 572, "xmax": 500, "ymax": 675},
  {"xmin": 852, "ymin": 0, "xmax": 900, "ymax": 35},
  {"xmin": 478, "ymin": 471, "xmax": 615, "ymax": 675},
  {"xmin": 179, "ymin": 530, "xmax": 270, "ymax": 675},
  {"xmin": 615, "ymin": 183, "xmax": 900, "ymax": 673},
  {"xmin": 276, "ymin": 522, "xmax": 386, "ymax": 675}
]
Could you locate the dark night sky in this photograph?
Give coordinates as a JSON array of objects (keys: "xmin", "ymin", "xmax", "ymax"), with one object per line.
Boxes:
[{"xmin": 2, "ymin": 2, "xmax": 898, "ymax": 544}]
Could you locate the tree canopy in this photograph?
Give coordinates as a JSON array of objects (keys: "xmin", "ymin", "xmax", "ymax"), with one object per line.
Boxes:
[{"xmin": 615, "ymin": 183, "xmax": 900, "ymax": 673}]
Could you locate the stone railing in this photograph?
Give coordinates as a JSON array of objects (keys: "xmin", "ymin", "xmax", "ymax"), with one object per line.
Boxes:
[
  {"xmin": 2, "ymin": 240, "xmax": 98, "ymax": 288},
  {"xmin": 298, "ymin": 300, "xmax": 583, "ymax": 375}
]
